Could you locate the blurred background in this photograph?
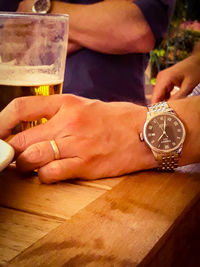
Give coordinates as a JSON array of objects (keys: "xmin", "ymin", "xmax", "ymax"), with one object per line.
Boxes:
[
  {"xmin": 0, "ymin": 0, "xmax": 199, "ymax": 102},
  {"xmin": 146, "ymin": 0, "xmax": 200, "ymax": 85}
]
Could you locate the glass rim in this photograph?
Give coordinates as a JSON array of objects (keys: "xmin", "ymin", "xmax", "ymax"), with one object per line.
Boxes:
[{"xmin": 0, "ymin": 11, "xmax": 69, "ymax": 19}]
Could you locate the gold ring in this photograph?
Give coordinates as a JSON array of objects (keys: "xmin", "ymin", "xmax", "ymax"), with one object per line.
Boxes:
[{"xmin": 50, "ymin": 140, "xmax": 60, "ymax": 160}]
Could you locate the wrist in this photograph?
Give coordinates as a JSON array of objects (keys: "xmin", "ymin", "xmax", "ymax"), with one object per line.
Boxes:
[
  {"xmin": 129, "ymin": 104, "xmax": 158, "ymax": 171},
  {"xmin": 168, "ymin": 97, "xmax": 200, "ymax": 166},
  {"xmin": 51, "ymin": 1, "xmax": 80, "ymax": 14}
]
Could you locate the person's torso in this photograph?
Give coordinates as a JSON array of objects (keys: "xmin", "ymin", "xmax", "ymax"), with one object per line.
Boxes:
[
  {"xmin": 63, "ymin": 0, "xmax": 147, "ymax": 104},
  {"xmin": 0, "ymin": 0, "xmax": 148, "ymax": 104}
]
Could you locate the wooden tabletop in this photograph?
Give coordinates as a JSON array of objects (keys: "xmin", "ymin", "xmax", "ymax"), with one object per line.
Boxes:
[{"xmin": 0, "ymin": 163, "xmax": 200, "ymax": 266}]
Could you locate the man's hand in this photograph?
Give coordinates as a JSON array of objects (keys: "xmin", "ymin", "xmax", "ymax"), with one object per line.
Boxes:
[
  {"xmin": 1, "ymin": 95, "xmax": 200, "ymax": 182},
  {"xmin": 0, "ymin": 95, "xmax": 155, "ymax": 183},
  {"xmin": 17, "ymin": 0, "xmax": 36, "ymax": 12},
  {"xmin": 152, "ymin": 53, "xmax": 200, "ymax": 103}
]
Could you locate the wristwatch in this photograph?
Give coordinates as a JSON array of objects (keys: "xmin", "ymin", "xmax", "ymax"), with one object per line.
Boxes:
[
  {"xmin": 140, "ymin": 102, "xmax": 186, "ymax": 171},
  {"xmin": 32, "ymin": 0, "xmax": 51, "ymax": 14}
]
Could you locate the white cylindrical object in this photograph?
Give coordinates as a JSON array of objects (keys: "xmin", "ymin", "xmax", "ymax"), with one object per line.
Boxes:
[{"xmin": 0, "ymin": 139, "xmax": 15, "ymax": 172}]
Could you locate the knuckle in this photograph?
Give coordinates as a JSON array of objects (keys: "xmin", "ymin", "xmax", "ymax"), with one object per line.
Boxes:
[
  {"xmin": 65, "ymin": 110, "xmax": 84, "ymax": 132},
  {"xmin": 12, "ymin": 132, "xmax": 27, "ymax": 152},
  {"xmin": 45, "ymin": 161, "xmax": 62, "ymax": 179},
  {"xmin": 62, "ymin": 94, "xmax": 76, "ymax": 104},
  {"xmin": 63, "ymin": 94, "xmax": 84, "ymax": 106},
  {"xmin": 156, "ymin": 71, "xmax": 164, "ymax": 81},
  {"xmin": 157, "ymin": 69, "xmax": 169, "ymax": 80},
  {"xmin": 24, "ymin": 144, "xmax": 43, "ymax": 163},
  {"xmin": 72, "ymin": 112, "xmax": 83, "ymax": 126},
  {"xmin": 9, "ymin": 97, "xmax": 24, "ymax": 118}
]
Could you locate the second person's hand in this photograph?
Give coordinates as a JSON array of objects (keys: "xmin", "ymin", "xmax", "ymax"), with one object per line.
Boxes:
[{"xmin": 151, "ymin": 53, "xmax": 200, "ymax": 103}]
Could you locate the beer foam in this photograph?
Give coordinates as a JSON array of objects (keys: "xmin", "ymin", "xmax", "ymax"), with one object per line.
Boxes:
[{"xmin": 0, "ymin": 63, "xmax": 63, "ymax": 86}]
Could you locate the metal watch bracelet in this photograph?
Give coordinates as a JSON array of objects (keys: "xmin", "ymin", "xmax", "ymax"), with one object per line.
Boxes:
[
  {"xmin": 147, "ymin": 102, "xmax": 174, "ymax": 116},
  {"xmin": 147, "ymin": 102, "xmax": 179, "ymax": 171}
]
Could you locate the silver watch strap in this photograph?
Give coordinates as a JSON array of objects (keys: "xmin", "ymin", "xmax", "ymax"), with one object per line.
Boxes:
[
  {"xmin": 148, "ymin": 102, "xmax": 179, "ymax": 171},
  {"xmin": 147, "ymin": 101, "xmax": 174, "ymax": 114},
  {"xmin": 157, "ymin": 153, "xmax": 179, "ymax": 171}
]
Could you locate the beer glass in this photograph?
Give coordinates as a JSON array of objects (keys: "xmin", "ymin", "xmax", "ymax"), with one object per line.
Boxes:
[{"xmin": 0, "ymin": 12, "xmax": 69, "ymax": 130}]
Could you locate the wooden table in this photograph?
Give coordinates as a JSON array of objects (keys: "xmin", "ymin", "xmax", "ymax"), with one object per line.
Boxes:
[{"xmin": 0, "ymin": 163, "xmax": 200, "ymax": 266}]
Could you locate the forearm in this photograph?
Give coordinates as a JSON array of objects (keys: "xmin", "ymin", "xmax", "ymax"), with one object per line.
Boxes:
[
  {"xmin": 51, "ymin": 0, "xmax": 155, "ymax": 54},
  {"xmin": 169, "ymin": 96, "xmax": 200, "ymax": 166},
  {"xmin": 67, "ymin": 41, "xmax": 83, "ymax": 55}
]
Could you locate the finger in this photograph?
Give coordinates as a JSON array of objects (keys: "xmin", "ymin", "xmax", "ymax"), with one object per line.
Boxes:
[
  {"xmin": 16, "ymin": 137, "xmax": 78, "ymax": 172},
  {"xmin": 8, "ymin": 99, "xmax": 77, "ymax": 154},
  {"xmin": 8, "ymin": 115, "xmax": 69, "ymax": 154},
  {"xmin": 151, "ymin": 83, "xmax": 174, "ymax": 104},
  {"xmin": 170, "ymin": 79, "xmax": 197, "ymax": 100},
  {"xmin": 151, "ymin": 73, "xmax": 173, "ymax": 103},
  {"xmin": 0, "ymin": 95, "xmax": 62, "ymax": 139},
  {"xmin": 38, "ymin": 157, "xmax": 84, "ymax": 184},
  {"xmin": 7, "ymin": 94, "xmax": 85, "ymax": 153},
  {"xmin": 151, "ymin": 72, "xmax": 181, "ymax": 104}
]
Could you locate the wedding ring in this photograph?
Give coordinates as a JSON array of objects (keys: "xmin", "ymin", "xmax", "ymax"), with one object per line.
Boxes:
[{"xmin": 50, "ymin": 140, "xmax": 60, "ymax": 160}]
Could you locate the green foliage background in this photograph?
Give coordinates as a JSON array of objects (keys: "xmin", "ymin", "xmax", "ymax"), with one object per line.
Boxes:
[{"xmin": 149, "ymin": 0, "xmax": 200, "ymax": 83}]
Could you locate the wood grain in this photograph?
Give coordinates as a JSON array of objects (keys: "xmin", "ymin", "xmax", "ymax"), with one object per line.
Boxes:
[
  {"xmin": 0, "ymin": 207, "xmax": 61, "ymax": 265},
  {"xmin": 0, "ymin": 167, "xmax": 108, "ymax": 220},
  {"xmin": 7, "ymin": 164, "xmax": 200, "ymax": 266},
  {"xmin": 71, "ymin": 177, "xmax": 124, "ymax": 191},
  {"xmin": 0, "ymin": 166, "xmax": 124, "ymax": 265},
  {"xmin": 144, "ymin": 198, "xmax": 200, "ymax": 267},
  {"xmin": 81, "ymin": 177, "xmax": 124, "ymax": 188}
]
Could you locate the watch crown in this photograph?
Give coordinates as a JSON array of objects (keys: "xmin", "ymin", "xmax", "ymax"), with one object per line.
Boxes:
[{"xmin": 139, "ymin": 132, "xmax": 144, "ymax": 141}]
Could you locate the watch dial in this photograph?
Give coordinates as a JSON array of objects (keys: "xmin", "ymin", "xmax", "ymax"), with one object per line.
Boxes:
[
  {"xmin": 145, "ymin": 114, "xmax": 184, "ymax": 151},
  {"xmin": 33, "ymin": 0, "xmax": 50, "ymax": 13}
]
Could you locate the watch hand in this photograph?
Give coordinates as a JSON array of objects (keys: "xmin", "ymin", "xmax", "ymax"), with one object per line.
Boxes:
[
  {"xmin": 158, "ymin": 133, "xmax": 164, "ymax": 142},
  {"xmin": 163, "ymin": 118, "xmax": 169, "ymax": 138},
  {"xmin": 157, "ymin": 118, "xmax": 169, "ymax": 138},
  {"xmin": 164, "ymin": 132, "xmax": 169, "ymax": 138},
  {"xmin": 164, "ymin": 117, "xmax": 166, "ymax": 131},
  {"xmin": 156, "ymin": 121, "xmax": 164, "ymax": 132}
]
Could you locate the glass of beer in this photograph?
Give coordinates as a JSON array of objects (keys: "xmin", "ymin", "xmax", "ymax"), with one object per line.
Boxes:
[{"xmin": 0, "ymin": 12, "xmax": 69, "ymax": 131}]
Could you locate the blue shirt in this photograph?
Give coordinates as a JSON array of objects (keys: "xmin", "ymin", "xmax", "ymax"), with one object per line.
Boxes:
[
  {"xmin": 0, "ymin": 0, "xmax": 175, "ymax": 104},
  {"xmin": 62, "ymin": 0, "xmax": 175, "ymax": 104}
]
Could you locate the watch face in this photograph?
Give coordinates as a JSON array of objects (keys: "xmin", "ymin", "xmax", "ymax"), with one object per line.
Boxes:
[
  {"xmin": 32, "ymin": 0, "xmax": 51, "ymax": 13},
  {"xmin": 144, "ymin": 113, "xmax": 185, "ymax": 152}
]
